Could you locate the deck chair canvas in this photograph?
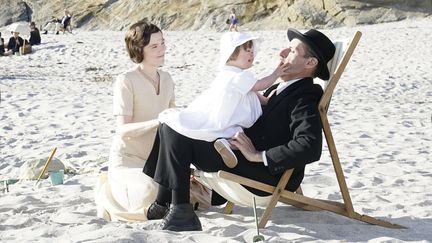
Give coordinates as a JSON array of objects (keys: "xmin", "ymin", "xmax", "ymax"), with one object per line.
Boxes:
[{"xmin": 194, "ymin": 31, "xmax": 404, "ymax": 229}]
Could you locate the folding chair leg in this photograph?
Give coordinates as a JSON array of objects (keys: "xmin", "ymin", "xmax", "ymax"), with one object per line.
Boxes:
[
  {"xmin": 320, "ymin": 112, "xmax": 355, "ymax": 217},
  {"xmin": 354, "ymin": 213, "xmax": 406, "ymax": 229},
  {"xmin": 258, "ymin": 169, "xmax": 293, "ymax": 228}
]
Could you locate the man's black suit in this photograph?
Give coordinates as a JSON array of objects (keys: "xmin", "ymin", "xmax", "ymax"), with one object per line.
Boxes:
[{"xmin": 144, "ymin": 77, "xmax": 323, "ymax": 197}]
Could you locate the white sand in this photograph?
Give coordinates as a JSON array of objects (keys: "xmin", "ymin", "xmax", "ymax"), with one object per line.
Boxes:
[{"xmin": 1, "ymin": 18, "xmax": 431, "ymax": 242}]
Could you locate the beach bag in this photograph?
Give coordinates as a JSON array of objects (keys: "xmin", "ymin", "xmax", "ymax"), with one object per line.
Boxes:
[
  {"xmin": 190, "ymin": 177, "xmax": 211, "ymax": 210},
  {"xmin": 19, "ymin": 45, "xmax": 32, "ymax": 55},
  {"xmin": 19, "ymin": 157, "xmax": 65, "ymax": 180}
]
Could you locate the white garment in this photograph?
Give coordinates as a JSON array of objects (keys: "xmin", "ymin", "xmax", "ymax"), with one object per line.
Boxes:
[
  {"xmin": 160, "ymin": 65, "xmax": 262, "ymax": 141},
  {"xmin": 43, "ymin": 22, "xmax": 61, "ymax": 32}
]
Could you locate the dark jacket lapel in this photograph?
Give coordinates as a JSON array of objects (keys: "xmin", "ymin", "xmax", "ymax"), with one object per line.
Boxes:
[{"xmin": 262, "ymin": 78, "xmax": 314, "ymax": 117}]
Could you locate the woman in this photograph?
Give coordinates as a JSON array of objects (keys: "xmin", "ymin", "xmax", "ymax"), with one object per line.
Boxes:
[
  {"xmin": 29, "ymin": 22, "xmax": 41, "ymax": 45},
  {"xmin": 7, "ymin": 31, "xmax": 23, "ymax": 54},
  {"xmin": 95, "ymin": 21, "xmax": 176, "ymax": 221}
]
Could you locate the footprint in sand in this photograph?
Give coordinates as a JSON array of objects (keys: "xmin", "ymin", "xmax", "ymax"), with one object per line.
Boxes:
[
  {"xmin": 65, "ymin": 151, "xmax": 87, "ymax": 159},
  {"xmin": 402, "ymin": 120, "xmax": 414, "ymax": 127}
]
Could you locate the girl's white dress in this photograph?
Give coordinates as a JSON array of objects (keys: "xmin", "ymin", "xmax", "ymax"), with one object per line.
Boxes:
[{"xmin": 160, "ymin": 65, "xmax": 262, "ymax": 142}]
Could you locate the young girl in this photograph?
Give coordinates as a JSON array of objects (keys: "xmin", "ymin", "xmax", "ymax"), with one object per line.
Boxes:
[
  {"xmin": 229, "ymin": 8, "xmax": 239, "ymax": 32},
  {"xmin": 159, "ymin": 32, "xmax": 288, "ymax": 168}
]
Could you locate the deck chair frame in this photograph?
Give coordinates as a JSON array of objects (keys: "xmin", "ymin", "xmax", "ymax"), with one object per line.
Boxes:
[{"xmin": 197, "ymin": 31, "xmax": 404, "ymax": 229}]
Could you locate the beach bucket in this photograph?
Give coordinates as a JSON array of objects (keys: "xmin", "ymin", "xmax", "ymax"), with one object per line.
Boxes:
[{"xmin": 49, "ymin": 170, "xmax": 64, "ymax": 185}]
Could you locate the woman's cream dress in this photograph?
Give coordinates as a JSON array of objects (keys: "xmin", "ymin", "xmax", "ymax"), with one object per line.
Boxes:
[{"xmin": 95, "ymin": 66, "xmax": 175, "ymax": 221}]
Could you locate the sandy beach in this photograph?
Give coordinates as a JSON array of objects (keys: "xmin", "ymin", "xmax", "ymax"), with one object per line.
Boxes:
[{"xmin": 0, "ymin": 17, "xmax": 431, "ymax": 242}]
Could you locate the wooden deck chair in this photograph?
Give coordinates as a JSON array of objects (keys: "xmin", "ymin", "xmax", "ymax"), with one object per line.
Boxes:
[{"xmin": 194, "ymin": 31, "xmax": 405, "ymax": 229}]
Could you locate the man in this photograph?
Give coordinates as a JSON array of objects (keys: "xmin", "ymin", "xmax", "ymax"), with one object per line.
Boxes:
[{"xmin": 143, "ymin": 28, "xmax": 336, "ymax": 231}]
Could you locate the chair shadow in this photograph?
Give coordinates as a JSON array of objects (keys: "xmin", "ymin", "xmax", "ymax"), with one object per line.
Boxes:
[
  {"xmin": 38, "ymin": 44, "xmax": 66, "ymax": 51},
  {"xmin": 201, "ymin": 204, "xmax": 432, "ymax": 241}
]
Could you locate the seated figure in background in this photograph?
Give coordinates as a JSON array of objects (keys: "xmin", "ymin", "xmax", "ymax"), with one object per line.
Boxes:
[
  {"xmin": 0, "ymin": 32, "xmax": 5, "ymax": 56},
  {"xmin": 42, "ymin": 16, "xmax": 61, "ymax": 34},
  {"xmin": 7, "ymin": 31, "xmax": 23, "ymax": 54},
  {"xmin": 59, "ymin": 10, "xmax": 73, "ymax": 34},
  {"xmin": 29, "ymin": 22, "xmax": 41, "ymax": 45}
]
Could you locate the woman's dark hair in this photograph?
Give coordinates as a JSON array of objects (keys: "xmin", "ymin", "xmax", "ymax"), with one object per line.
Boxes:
[{"xmin": 125, "ymin": 21, "xmax": 161, "ymax": 63}]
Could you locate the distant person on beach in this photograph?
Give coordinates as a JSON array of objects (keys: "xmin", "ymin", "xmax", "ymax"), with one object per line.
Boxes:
[
  {"xmin": 143, "ymin": 28, "xmax": 335, "ymax": 231},
  {"xmin": 59, "ymin": 9, "xmax": 72, "ymax": 34},
  {"xmin": 0, "ymin": 32, "xmax": 5, "ymax": 56},
  {"xmin": 229, "ymin": 8, "xmax": 239, "ymax": 32},
  {"xmin": 157, "ymin": 31, "xmax": 289, "ymax": 169},
  {"xmin": 6, "ymin": 31, "xmax": 24, "ymax": 55},
  {"xmin": 42, "ymin": 10, "xmax": 72, "ymax": 35},
  {"xmin": 29, "ymin": 22, "xmax": 41, "ymax": 45},
  {"xmin": 42, "ymin": 16, "xmax": 61, "ymax": 34},
  {"xmin": 94, "ymin": 21, "xmax": 176, "ymax": 222}
]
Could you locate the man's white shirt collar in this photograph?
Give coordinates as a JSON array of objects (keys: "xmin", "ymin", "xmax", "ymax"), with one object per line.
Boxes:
[{"xmin": 275, "ymin": 78, "xmax": 301, "ymax": 95}]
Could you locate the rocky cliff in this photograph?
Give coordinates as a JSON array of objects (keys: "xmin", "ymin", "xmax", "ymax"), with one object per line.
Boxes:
[{"xmin": 1, "ymin": 0, "xmax": 431, "ymax": 31}]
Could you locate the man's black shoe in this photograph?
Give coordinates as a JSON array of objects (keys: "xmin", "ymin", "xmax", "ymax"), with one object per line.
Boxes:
[
  {"xmin": 147, "ymin": 201, "xmax": 169, "ymax": 220},
  {"xmin": 160, "ymin": 203, "xmax": 202, "ymax": 231}
]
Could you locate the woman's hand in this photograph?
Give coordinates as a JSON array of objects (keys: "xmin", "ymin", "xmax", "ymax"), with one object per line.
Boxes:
[{"xmin": 230, "ymin": 132, "xmax": 263, "ymax": 163}]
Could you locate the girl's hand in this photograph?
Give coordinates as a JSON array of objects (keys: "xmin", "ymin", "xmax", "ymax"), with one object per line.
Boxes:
[
  {"xmin": 273, "ymin": 61, "xmax": 290, "ymax": 77},
  {"xmin": 279, "ymin": 47, "xmax": 290, "ymax": 59}
]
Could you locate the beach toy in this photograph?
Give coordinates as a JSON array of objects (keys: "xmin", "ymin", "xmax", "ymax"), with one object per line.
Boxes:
[
  {"xmin": 49, "ymin": 170, "xmax": 64, "ymax": 185},
  {"xmin": 34, "ymin": 147, "xmax": 57, "ymax": 188},
  {"xmin": 21, "ymin": 157, "xmax": 65, "ymax": 180},
  {"xmin": 0, "ymin": 179, "xmax": 19, "ymax": 193},
  {"xmin": 1, "ymin": 180, "xmax": 9, "ymax": 193},
  {"xmin": 252, "ymin": 197, "xmax": 265, "ymax": 242}
]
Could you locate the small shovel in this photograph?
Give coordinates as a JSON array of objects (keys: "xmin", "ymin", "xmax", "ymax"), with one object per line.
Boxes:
[
  {"xmin": 252, "ymin": 197, "xmax": 265, "ymax": 242},
  {"xmin": 34, "ymin": 147, "xmax": 57, "ymax": 188}
]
